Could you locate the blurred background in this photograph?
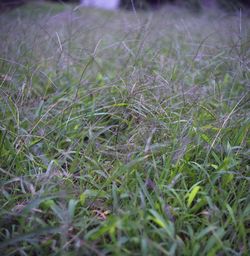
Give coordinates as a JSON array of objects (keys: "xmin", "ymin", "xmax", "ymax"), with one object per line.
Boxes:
[{"xmin": 1, "ymin": 0, "xmax": 250, "ymax": 12}]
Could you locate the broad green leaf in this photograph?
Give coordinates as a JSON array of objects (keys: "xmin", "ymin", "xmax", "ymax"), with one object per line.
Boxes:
[
  {"xmin": 187, "ymin": 185, "xmax": 201, "ymax": 207},
  {"xmin": 79, "ymin": 193, "xmax": 86, "ymax": 206},
  {"xmin": 148, "ymin": 209, "xmax": 167, "ymax": 229},
  {"xmin": 68, "ymin": 199, "xmax": 79, "ymax": 221},
  {"xmin": 148, "ymin": 209, "xmax": 175, "ymax": 239}
]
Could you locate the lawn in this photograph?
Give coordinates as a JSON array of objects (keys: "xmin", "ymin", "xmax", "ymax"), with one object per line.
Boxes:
[{"xmin": 0, "ymin": 2, "xmax": 249, "ymax": 255}]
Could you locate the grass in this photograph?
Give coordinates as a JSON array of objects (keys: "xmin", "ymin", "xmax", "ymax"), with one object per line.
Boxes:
[{"xmin": 0, "ymin": 2, "xmax": 249, "ymax": 255}]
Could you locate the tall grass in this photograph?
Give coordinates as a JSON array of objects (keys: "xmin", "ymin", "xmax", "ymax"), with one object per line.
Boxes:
[{"xmin": 0, "ymin": 2, "xmax": 249, "ymax": 255}]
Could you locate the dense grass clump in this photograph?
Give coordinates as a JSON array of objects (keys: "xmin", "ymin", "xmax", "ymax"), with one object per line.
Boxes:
[{"xmin": 0, "ymin": 2, "xmax": 249, "ymax": 255}]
